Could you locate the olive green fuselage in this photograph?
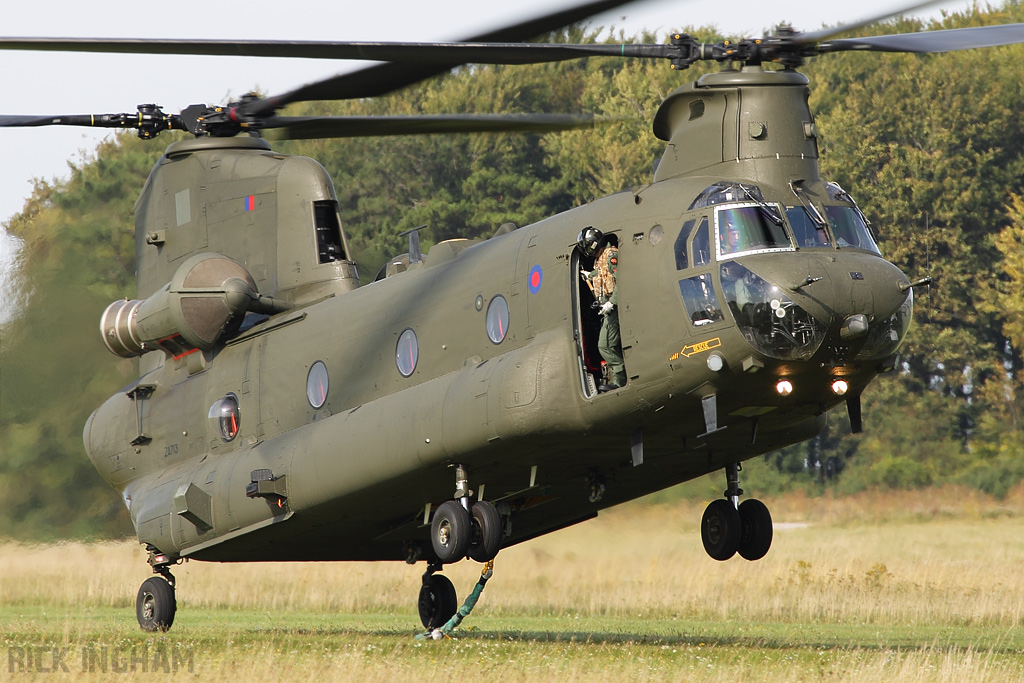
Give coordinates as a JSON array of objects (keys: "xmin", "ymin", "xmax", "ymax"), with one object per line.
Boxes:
[{"xmin": 84, "ymin": 67, "xmax": 911, "ymax": 563}]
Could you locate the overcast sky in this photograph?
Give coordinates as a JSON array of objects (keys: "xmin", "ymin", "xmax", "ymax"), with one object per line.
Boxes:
[{"xmin": 0, "ymin": 0, "xmax": 982, "ymax": 301}]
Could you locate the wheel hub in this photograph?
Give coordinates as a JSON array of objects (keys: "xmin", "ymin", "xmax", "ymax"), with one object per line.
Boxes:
[
  {"xmin": 437, "ymin": 521, "xmax": 451, "ymax": 547},
  {"xmin": 142, "ymin": 593, "xmax": 155, "ymax": 620}
]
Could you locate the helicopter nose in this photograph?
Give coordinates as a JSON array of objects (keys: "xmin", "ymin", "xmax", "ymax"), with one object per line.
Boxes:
[
  {"xmin": 737, "ymin": 251, "xmax": 912, "ymax": 360},
  {"xmin": 800, "ymin": 252, "xmax": 913, "ymax": 360},
  {"xmin": 820, "ymin": 252, "xmax": 910, "ymax": 322}
]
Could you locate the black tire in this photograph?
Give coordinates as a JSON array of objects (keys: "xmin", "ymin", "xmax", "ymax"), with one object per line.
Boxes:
[
  {"xmin": 701, "ymin": 499, "xmax": 741, "ymax": 561},
  {"xmin": 431, "ymin": 500, "xmax": 471, "ymax": 563},
  {"xmin": 738, "ymin": 498, "xmax": 773, "ymax": 561},
  {"xmin": 467, "ymin": 500, "xmax": 503, "ymax": 563},
  {"xmin": 136, "ymin": 577, "xmax": 176, "ymax": 632},
  {"xmin": 418, "ymin": 573, "xmax": 458, "ymax": 629}
]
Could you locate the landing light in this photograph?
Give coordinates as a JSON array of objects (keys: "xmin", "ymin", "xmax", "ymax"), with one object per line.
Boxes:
[
  {"xmin": 775, "ymin": 379, "xmax": 793, "ymax": 396},
  {"xmin": 831, "ymin": 379, "xmax": 849, "ymax": 396}
]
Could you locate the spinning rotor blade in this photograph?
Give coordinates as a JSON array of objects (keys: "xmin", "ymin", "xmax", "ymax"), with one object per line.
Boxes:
[
  {"xmin": 0, "ymin": 0, "xmax": 643, "ymax": 125},
  {"xmin": 819, "ymin": 23, "xmax": 1024, "ymax": 54},
  {"xmin": 248, "ymin": 0, "xmax": 641, "ymax": 116},
  {"xmin": 6, "ymin": 0, "xmax": 1023, "ymax": 140},
  {"xmin": 0, "ymin": 37, "xmax": 664, "ymax": 66},
  {"xmin": 792, "ymin": 0, "xmax": 948, "ymax": 44},
  {"xmin": 264, "ymin": 113, "xmax": 610, "ymax": 140}
]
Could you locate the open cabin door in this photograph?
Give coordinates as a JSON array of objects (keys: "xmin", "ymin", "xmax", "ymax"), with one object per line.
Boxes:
[{"xmin": 571, "ymin": 248, "xmax": 604, "ymax": 398}]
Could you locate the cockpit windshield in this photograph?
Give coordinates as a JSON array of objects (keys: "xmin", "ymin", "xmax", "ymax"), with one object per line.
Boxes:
[
  {"xmin": 826, "ymin": 206, "xmax": 880, "ymax": 254},
  {"xmin": 716, "ymin": 204, "xmax": 791, "ymax": 258},
  {"xmin": 823, "ymin": 181, "xmax": 881, "ymax": 255},
  {"xmin": 786, "ymin": 206, "xmax": 832, "ymax": 248}
]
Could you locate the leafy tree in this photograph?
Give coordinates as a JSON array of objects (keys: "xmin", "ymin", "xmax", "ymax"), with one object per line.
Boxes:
[
  {"xmin": 3, "ymin": 6, "xmax": 1024, "ymax": 539},
  {"xmin": 2, "ymin": 134, "xmax": 169, "ymax": 538}
]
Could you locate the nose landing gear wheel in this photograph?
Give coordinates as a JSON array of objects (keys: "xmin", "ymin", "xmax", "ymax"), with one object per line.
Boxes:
[
  {"xmin": 701, "ymin": 498, "xmax": 741, "ymax": 561},
  {"xmin": 467, "ymin": 500, "xmax": 502, "ymax": 563},
  {"xmin": 136, "ymin": 576, "xmax": 176, "ymax": 632},
  {"xmin": 737, "ymin": 498, "xmax": 773, "ymax": 561},
  {"xmin": 431, "ymin": 500, "xmax": 471, "ymax": 563},
  {"xmin": 418, "ymin": 573, "xmax": 458, "ymax": 629}
]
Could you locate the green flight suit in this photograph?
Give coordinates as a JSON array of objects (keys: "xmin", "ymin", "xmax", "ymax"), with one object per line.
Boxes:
[{"xmin": 587, "ymin": 245, "xmax": 627, "ymax": 388}]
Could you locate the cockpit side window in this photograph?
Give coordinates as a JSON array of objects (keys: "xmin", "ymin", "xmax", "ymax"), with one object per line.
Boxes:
[
  {"xmin": 678, "ymin": 273, "xmax": 724, "ymax": 327},
  {"xmin": 692, "ymin": 217, "xmax": 711, "ymax": 267},
  {"xmin": 716, "ymin": 205, "xmax": 791, "ymax": 258},
  {"xmin": 787, "ymin": 206, "xmax": 832, "ymax": 247},
  {"xmin": 826, "ymin": 206, "xmax": 881, "ymax": 255},
  {"xmin": 674, "ymin": 219, "xmax": 695, "ymax": 270}
]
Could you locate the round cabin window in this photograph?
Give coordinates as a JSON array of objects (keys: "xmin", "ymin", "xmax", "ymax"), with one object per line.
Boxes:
[
  {"xmin": 396, "ymin": 328, "xmax": 418, "ymax": 377},
  {"xmin": 209, "ymin": 394, "xmax": 240, "ymax": 441},
  {"xmin": 307, "ymin": 360, "xmax": 329, "ymax": 409},
  {"xmin": 486, "ymin": 295, "xmax": 510, "ymax": 344}
]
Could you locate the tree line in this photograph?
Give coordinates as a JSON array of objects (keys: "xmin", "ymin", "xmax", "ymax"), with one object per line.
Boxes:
[{"xmin": 1, "ymin": 4, "xmax": 1022, "ymax": 539}]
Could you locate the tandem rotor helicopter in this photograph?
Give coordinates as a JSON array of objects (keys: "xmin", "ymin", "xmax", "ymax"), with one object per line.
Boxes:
[{"xmin": 3, "ymin": 0, "xmax": 1023, "ymax": 634}]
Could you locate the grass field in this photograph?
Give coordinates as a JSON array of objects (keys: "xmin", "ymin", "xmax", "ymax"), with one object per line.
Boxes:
[{"xmin": 3, "ymin": 486, "xmax": 1024, "ymax": 681}]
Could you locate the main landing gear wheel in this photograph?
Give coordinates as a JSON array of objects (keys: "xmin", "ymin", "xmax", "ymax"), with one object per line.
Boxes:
[
  {"xmin": 467, "ymin": 500, "xmax": 502, "ymax": 562},
  {"xmin": 136, "ymin": 576, "xmax": 176, "ymax": 632},
  {"xmin": 701, "ymin": 498, "xmax": 741, "ymax": 561},
  {"xmin": 418, "ymin": 573, "xmax": 458, "ymax": 629},
  {"xmin": 738, "ymin": 498, "xmax": 773, "ymax": 561},
  {"xmin": 431, "ymin": 500, "xmax": 471, "ymax": 563}
]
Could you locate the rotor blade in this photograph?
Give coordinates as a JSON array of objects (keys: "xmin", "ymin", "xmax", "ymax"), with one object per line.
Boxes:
[
  {"xmin": 264, "ymin": 113, "xmax": 614, "ymax": 140},
  {"xmin": 793, "ymin": 0, "xmax": 950, "ymax": 44},
  {"xmin": 0, "ymin": 111, "xmax": 184, "ymax": 131},
  {"xmin": 0, "ymin": 37, "xmax": 667, "ymax": 65},
  {"xmin": 819, "ymin": 23, "xmax": 1024, "ymax": 53},
  {"xmin": 248, "ymin": 0, "xmax": 644, "ymax": 117},
  {"xmin": 0, "ymin": 114, "xmax": 92, "ymax": 127}
]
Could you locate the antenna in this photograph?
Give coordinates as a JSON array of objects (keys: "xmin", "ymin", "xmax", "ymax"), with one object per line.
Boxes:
[{"xmin": 399, "ymin": 225, "xmax": 428, "ymax": 264}]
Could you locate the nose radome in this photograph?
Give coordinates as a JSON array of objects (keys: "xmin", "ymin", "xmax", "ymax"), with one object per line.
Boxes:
[
  {"xmin": 840, "ymin": 314, "xmax": 869, "ymax": 339},
  {"xmin": 832, "ymin": 253, "xmax": 910, "ymax": 322}
]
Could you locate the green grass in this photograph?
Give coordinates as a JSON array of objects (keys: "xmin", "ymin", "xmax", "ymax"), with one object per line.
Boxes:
[
  {"xmin": 5, "ymin": 608, "xmax": 1023, "ymax": 681},
  {"xmin": 3, "ymin": 488, "xmax": 1024, "ymax": 681}
]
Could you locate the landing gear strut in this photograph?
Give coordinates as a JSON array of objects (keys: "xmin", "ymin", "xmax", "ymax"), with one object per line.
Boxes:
[
  {"xmin": 700, "ymin": 463, "xmax": 773, "ymax": 561},
  {"xmin": 429, "ymin": 465, "xmax": 503, "ymax": 564},
  {"xmin": 418, "ymin": 465, "xmax": 504, "ymax": 633}
]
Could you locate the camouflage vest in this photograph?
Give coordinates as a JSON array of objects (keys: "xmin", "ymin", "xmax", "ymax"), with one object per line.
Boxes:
[{"xmin": 594, "ymin": 245, "xmax": 617, "ymax": 301}]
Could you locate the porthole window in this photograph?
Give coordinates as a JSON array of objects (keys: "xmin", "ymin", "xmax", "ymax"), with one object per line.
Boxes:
[
  {"xmin": 307, "ymin": 360, "xmax": 329, "ymax": 409},
  {"xmin": 209, "ymin": 394, "xmax": 240, "ymax": 441},
  {"xmin": 396, "ymin": 328, "xmax": 418, "ymax": 377},
  {"xmin": 486, "ymin": 295, "xmax": 510, "ymax": 344}
]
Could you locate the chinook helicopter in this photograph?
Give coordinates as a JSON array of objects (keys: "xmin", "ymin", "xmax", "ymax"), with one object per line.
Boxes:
[{"xmin": 3, "ymin": 0, "xmax": 1024, "ymax": 634}]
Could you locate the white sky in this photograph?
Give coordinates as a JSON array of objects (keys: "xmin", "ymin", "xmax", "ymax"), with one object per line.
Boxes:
[{"xmin": 0, "ymin": 0, "xmax": 983, "ymax": 304}]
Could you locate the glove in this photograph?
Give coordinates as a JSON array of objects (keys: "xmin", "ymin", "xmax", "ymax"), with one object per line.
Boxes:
[
  {"xmin": 480, "ymin": 559, "xmax": 494, "ymax": 582},
  {"xmin": 600, "ymin": 301, "xmax": 614, "ymax": 316}
]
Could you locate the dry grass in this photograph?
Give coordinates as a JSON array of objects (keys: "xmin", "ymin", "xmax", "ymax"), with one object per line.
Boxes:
[{"xmin": 3, "ymin": 486, "xmax": 1023, "ymax": 681}]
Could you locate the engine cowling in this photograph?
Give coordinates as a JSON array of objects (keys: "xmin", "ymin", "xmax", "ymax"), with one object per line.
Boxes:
[{"xmin": 100, "ymin": 253, "xmax": 259, "ymax": 358}]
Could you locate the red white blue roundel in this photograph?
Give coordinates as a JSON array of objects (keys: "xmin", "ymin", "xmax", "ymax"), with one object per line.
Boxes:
[{"xmin": 528, "ymin": 265, "xmax": 543, "ymax": 294}]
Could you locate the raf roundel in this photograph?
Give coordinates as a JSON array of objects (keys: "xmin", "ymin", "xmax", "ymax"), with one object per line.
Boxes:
[{"xmin": 528, "ymin": 265, "xmax": 543, "ymax": 294}]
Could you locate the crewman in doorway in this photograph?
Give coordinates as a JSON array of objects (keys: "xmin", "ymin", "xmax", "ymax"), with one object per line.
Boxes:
[{"xmin": 579, "ymin": 228, "xmax": 626, "ymax": 392}]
